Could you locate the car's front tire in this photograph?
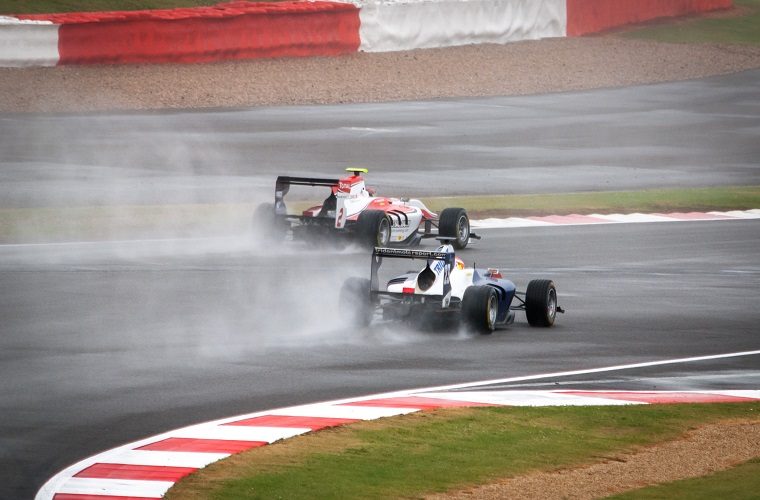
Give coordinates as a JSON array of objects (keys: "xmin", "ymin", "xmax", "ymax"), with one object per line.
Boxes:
[
  {"xmin": 525, "ymin": 279, "xmax": 557, "ymax": 327},
  {"xmin": 439, "ymin": 207, "xmax": 470, "ymax": 249},
  {"xmin": 461, "ymin": 285, "xmax": 498, "ymax": 334},
  {"xmin": 339, "ymin": 277, "xmax": 373, "ymax": 327}
]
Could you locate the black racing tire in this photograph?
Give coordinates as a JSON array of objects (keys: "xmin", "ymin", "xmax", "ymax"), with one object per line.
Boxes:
[
  {"xmin": 461, "ymin": 285, "xmax": 498, "ymax": 334},
  {"xmin": 439, "ymin": 207, "xmax": 470, "ymax": 249},
  {"xmin": 339, "ymin": 277, "xmax": 373, "ymax": 327},
  {"xmin": 252, "ymin": 203, "xmax": 286, "ymax": 242},
  {"xmin": 356, "ymin": 210, "xmax": 392, "ymax": 248},
  {"xmin": 525, "ymin": 279, "xmax": 557, "ymax": 327}
]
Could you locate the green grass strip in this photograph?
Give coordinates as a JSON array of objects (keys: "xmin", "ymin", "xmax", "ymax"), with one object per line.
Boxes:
[
  {"xmin": 0, "ymin": 1, "xmax": 221, "ymax": 15},
  {"xmin": 422, "ymin": 185, "xmax": 760, "ymax": 218},
  {"xmin": 165, "ymin": 403, "xmax": 760, "ymax": 500},
  {"xmin": 622, "ymin": 0, "xmax": 760, "ymax": 45},
  {"xmin": 0, "ymin": 202, "xmax": 257, "ymax": 244},
  {"xmin": 1, "ymin": 186, "xmax": 758, "ymax": 244}
]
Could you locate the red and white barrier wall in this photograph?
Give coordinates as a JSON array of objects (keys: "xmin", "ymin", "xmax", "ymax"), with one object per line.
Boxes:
[
  {"xmin": 2, "ymin": 1, "xmax": 360, "ymax": 66},
  {"xmin": 0, "ymin": 0, "xmax": 733, "ymax": 67}
]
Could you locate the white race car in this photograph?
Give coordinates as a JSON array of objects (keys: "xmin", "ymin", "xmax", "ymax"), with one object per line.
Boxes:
[
  {"xmin": 254, "ymin": 168, "xmax": 479, "ymax": 248},
  {"xmin": 340, "ymin": 241, "xmax": 563, "ymax": 333}
]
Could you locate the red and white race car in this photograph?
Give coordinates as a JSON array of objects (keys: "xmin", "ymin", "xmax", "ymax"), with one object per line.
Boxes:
[{"xmin": 254, "ymin": 168, "xmax": 479, "ymax": 248}]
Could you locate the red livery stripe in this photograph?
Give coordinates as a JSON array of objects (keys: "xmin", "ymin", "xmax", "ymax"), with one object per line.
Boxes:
[
  {"xmin": 135, "ymin": 437, "xmax": 266, "ymax": 453},
  {"xmin": 225, "ymin": 414, "xmax": 359, "ymax": 430},
  {"xmin": 563, "ymin": 391, "xmax": 754, "ymax": 404},
  {"xmin": 343, "ymin": 396, "xmax": 495, "ymax": 409},
  {"xmin": 74, "ymin": 463, "xmax": 197, "ymax": 482}
]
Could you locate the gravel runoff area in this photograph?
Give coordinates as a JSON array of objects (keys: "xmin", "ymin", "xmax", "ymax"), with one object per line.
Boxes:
[
  {"xmin": 1, "ymin": 36, "xmax": 760, "ymax": 113},
  {"xmin": 428, "ymin": 420, "xmax": 760, "ymax": 500}
]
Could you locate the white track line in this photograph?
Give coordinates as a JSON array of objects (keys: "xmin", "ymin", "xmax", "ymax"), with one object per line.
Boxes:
[
  {"xmin": 5, "ymin": 210, "xmax": 758, "ymax": 249},
  {"xmin": 399, "ymin": 349, "xmax": 760, "ymax": 396},
  {"xmin": 471, "ymin": 209, "xmax": 760, "ymax": 229}
]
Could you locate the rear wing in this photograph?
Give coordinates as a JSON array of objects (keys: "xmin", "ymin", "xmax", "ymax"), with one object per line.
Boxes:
[
  {"xmin": 372, "ymin": 247, "xmax": 451, "ymax": 260},
  {"xmin": 274, "ymin": 176, "xmax": 339, "ymax": 214},
  {"xmin": 370, "ymin": 247, "xmax": 454, "ymax": 297}
]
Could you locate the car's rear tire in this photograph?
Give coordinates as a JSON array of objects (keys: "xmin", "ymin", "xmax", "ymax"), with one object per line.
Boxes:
[
  {"xmin": 439, "ymin": 208, "xmax": 470, "ymax": 249},
  {"xmin": 525, "ymin": 279, "xmax": 557, "ymax": 327},
  {"xmin": 461, "ymin": 285, "xmax": 498, "ymax": 334},
  {"xmin": 339, "ymin": 277, "xmax": 373, "ymax": 327},
  {"xmin": 252, "ymin": 203, "xmax": 286, "ymax": 242},
  {"xmin": 356, "ymin": 210, "xmax": 391, "ymax": 248}
]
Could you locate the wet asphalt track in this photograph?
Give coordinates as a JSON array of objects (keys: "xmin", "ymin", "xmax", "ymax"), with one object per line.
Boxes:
[
  {"xmin": 1, "ymin": 70, "xmax": 759, "ymax": 208},
  {"xmin": 2, "ymin": 220, "xmax": 759, "ymax": 499},
  {"xmin": 1, "ymin": 71, "xmax": 760, "ymax": 499}
]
